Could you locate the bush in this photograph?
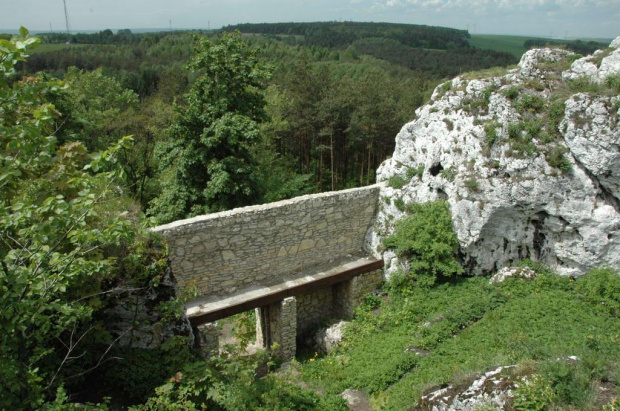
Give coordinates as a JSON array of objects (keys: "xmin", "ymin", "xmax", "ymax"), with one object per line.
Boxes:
[
  {"xmin": 516, "ymin": 93, "xmax": 545, "ymax": 113},
  {"xmin": 513, "ymin": 374, "xmax": 556, "ymax": 411},
  {"xmin": 606, "ymin": 74, "xmax": 620, "ymax": 94},
  {"xmin": 387, "ymin": 175, "xmax": 406, "ymax": 189},
  {"xmin": 393, "ymin": 197, "xmax": 406, "ymax": 212},
  {"xmin": 540, "ymin": 360, "xmax": 593, "ymax": 407},
  {"xmin": 406, "ymin": 164, "xmax": 424, "ymax": 180},
  {"xmin": 503, "ymin": 86, "xmax": 520, "ymax": 100},
  {"xmin": 484, "ymin": 121, "xmax": 500, "ymax": 147},
  {"xmin": 545, "ymin": 145, "xmax": 572, "ymax": 174},
  {"xmin": 545, "ymin": 100, "xmax": 565, "ymax": 140},
  {"xmin": 439, "ymin": 167, "xmax": 456, "ymax": 182},
  {"xmin": 383, "ymin": 201, "xmax": 463, "ymax": 287},
  {"xmin": 575, "ymin": 268, "xmax": 620, "ymax": 316},
  {"xmin": 464, "ymin": 178, "xmax": 480, "ymax": 192}
]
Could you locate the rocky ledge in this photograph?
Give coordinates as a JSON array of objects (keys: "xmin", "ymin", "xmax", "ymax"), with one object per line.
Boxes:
[{"xmin": 367, "ymin": 35, "xmax": 620, "ymax": 277}]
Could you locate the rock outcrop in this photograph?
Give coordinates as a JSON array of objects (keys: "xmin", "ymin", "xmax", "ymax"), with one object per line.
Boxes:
[
  {"xmin": 104, "ymin": 270, "xmax": 194, "ymax": 349},
  {"xmin": 367, "ymin": 36, "xmax": 620, "ymax": 277}
]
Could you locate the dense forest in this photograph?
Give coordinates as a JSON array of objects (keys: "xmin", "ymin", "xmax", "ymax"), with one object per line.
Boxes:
[
  {"xmin": 224, "ymin": 22, "xmax": 517, "ymax": 77},
  {"xmin": 5, "ymin": 23, "xmax": 617, "ymax": 410},
  {"xmin": 18, "ymin": 22, "xmax": 524, "ymax": 224}
]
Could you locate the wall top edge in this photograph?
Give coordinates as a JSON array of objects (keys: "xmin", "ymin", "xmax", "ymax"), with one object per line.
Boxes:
[{"xmin": 151, "ymin": 183, "xmax": 384, "ymax": 234}]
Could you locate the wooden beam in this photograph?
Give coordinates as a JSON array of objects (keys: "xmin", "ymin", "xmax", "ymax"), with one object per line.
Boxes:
[{"xmin": 188, "ymin": 259, "xmax": 383, "ymax": 327}]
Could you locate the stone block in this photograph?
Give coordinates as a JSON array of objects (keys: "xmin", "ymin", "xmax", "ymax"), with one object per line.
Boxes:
[{"xmin": 195, "ymin": 322, "xmax": 219, "ymax": 355}]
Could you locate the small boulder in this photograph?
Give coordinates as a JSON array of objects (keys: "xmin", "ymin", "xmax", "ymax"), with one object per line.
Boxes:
[
  {"xmin": 313, "ymin": 320, "xmax": 348, "ymax": 354},
  {"xmin": 489, "ymin": 267, "xmax": 537, "ymax": 284},
  {"xmin": 341, "ymin": 389, "xmax": 372, "ymax": 411}
]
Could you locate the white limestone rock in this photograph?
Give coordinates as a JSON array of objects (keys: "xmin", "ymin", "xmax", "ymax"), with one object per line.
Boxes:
[
  {"xmin": 369, "ymin": 36, "xmax": 620, "ymax": 277},
  {"xmin": 340, "ymin": 389, "xmax": 372, "ymax": 411},
  {"xmin": 489, "ymin": 267, "xmax": 537, "ymax": 284},
  {"xmin": 563, "ymin": 35, "xmax": 620, "ymax": 84},
  {"xmin": 312, "ymin": 320, "xmax": 348, "ymax": 353},
  {"xmin": 418, "ymin": 366, "xmax": 517, "ymax": 411}
]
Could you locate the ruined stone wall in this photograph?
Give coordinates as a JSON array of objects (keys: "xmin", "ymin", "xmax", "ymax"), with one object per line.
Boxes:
[
  {"xmin": 296, "ymin": 269, "xmax": 384, "ymax": 336},
  {"xmin": 296, "ymin": 288, "xmax": 333, "ymax": 336},
  {"xmin": 152, "ymin": 185, "xmax": 381, "ymax": 297}
]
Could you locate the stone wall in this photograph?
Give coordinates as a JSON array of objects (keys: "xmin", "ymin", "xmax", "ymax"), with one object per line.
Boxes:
[
  {"xmin": 296, "ymin": 288, "xmax": 333, "ymax": 335},
  {"xmin": 255, "ymin": 297, "xmax": 297, "ymax": 360},
  {"xmin": 152, "ymin": 185, "xmax": 381, "ymax": 297},
  {"xmin": 296, "ymin": 269, "xmax": 384, "ymax": 336}
]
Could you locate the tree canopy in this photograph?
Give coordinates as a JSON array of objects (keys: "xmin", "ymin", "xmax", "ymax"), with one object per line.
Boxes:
[{"xmin": 149, "ymin": 32, "xmax": 272, "ymax": 223}]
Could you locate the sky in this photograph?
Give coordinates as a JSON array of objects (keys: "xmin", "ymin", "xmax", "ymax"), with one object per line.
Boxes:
[{"xmin": 3, "ymin": 0, "xmax": 619, "ymax": 39}]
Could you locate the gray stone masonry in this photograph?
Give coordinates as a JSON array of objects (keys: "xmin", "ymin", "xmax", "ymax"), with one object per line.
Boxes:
[
  {"xmin": 296, "ymin": 269, "xmax": 383, "ymax": 335},
  {"xmin": 333, "ymin": 269, "xmax": 383, "ymax": 319},
  {"xmin": 152, "ymin": 185, "xmax": 381, "ymax": 298},
  {"xmin": 196, "ymin": 322, "xmax": 219, "ymax": 355},
  {"xmin": 296, "ymin": 287, "xmax": 333, "ymax": 336},
  {"xmin": 255, "ymin": 297, "xmax": 297, "ymax": 361}
]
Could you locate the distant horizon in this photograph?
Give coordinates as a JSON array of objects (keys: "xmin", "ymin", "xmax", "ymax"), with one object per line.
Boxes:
[
  {"xmin": 0, "ymin": 23, "xmax": 614, "ymax": 43},
  {"xmin": 3, "ymin": 0, "xmax": 619, "ymax": 40}
]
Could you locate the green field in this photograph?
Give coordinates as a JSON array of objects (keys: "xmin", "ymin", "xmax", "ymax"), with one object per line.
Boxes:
[{"xmin": 468, "ymin": 34, "xmax": 548, "ymax": 58}]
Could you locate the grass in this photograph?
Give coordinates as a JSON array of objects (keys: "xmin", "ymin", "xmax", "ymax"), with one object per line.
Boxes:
[{"xmin": 293, "ymin": 270, "xmax": 620, "ymax": 410}]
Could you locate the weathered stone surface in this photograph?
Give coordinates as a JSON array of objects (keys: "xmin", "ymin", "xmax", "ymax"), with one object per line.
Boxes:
[
  {"xmin": 563, "ymin": 35, "xmax": 620, "ymax": 84},
  {"xmin": 104, "ymin": 272, "xmax": 193, "ymax": 350},
  {"xmin": 341, "ymin": 389, "xmax": 372, "ymax": 411},
  {"xmin": 153, "ymin": 185, "xmax": 381, "ymax": 296},
  {"xmin": 368, "ymin": 37, "xmax": 620, "ymax": 277},
  {"xmin": 256, "ymin": 297, "xmax": 297, "ymax": 361},
  {"xmin": 416, "ymin": 366, "xmax": 517, "ymax": 411},
  {"xmin": 489, "ymin": 266, "xmax": 537, "ymax": 284},
  {"xmin": 312, "ymin": 320, "xmax": 348, "ymax": 354},
  {"xmin": 196, "ymin": 322, "xmax": 219, "ymax": 355}
]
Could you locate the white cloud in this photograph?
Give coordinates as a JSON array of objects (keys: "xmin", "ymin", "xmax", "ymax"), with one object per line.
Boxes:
[{"xmin": 395, "ymin": 0, "xmax": 616, "ymax": 11}]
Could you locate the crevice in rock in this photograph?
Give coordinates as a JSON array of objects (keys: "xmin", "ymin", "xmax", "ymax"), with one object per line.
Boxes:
[
  {"xmin": 571, "ymin": 153, "xmax": 620, "ymax": 213},
  {"xmin": 429, "ymin": 162, "xmax": 444, "ymax": 176},
  {"xmin": 437, "ymin": 188, "xmax": 448, "ymax": 200},
  {"xmin": 532, "ymin": 211, "xmax": 549, "ymax": 260}
]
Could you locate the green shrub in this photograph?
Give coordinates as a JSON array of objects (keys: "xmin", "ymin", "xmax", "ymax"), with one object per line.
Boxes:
[
  {"xmin": 362, "ymin": 294, "xmax": 382, "ymax": 311},
  {"xmin": 575, "ymin": 268, "xmax": 620, "ymax": 315},
  {"xmin": 388, "ymin": 175, "xmax": 406, "ymax": 189},
  {"xmin": 545, "ymin": 100, "xmax": 565, "ymax": 140},
  {"xmin": 513, "ymin": 374, "xmax": 556, "ymax": 411},
  {"xmin": 135, "ymin": 352, "xmax": 344, "ymax": 411},
  {"xmin": 443, "ymin": 118, "xmax": 454, "ymax": 131},
  {"xmin": 545, "ymin": 145, "xmax": 572, "ymax": 174},
  {"xmin": 540, "ymin": 360, "xmax": 593, "ymax": 407},
  {"xmin": 406, "ymin": 164, "xmax": 424, "ymax": 180},
  {"xmin": 105, "ymin": 336, "xmax": 194, "ymax": 405},
  {"xmin": 606, "ymin": 74, "xmax": 620, "ymax": 94},
  {"xmin": 506, "ymin": 121, "xmax": 539, "ymax": 158},
  {"xmin": 507, "ymin": 122, "xmax": 523, "ymax": 139},
  {"xmin": 484, "ymin": 121, "xmax": 500, "ymax": 147},
  {"xmin": 464, "ymin": 178, "xmax": 480, "ymax": 192},
  {"xmin": 439, "ymin": 167, "xmax": 456, "ymax": 182},
  {"xmin": 383, "ymin": 201, "xmax": 463, "ymax": 287},
  {"xmin": 394, "ymin": 198, "xmax": 406, "ymax": 212},
  {"xmin": 503, "ymin": 86, "xmax": 520, "ymax": 100},
  {"xmin": 567, "ymin": 77, "xmax": 601, "ymax": 94},
  {"xmin": 516, "ymin": 93, "xmax": 545, "ymax": 113}
]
